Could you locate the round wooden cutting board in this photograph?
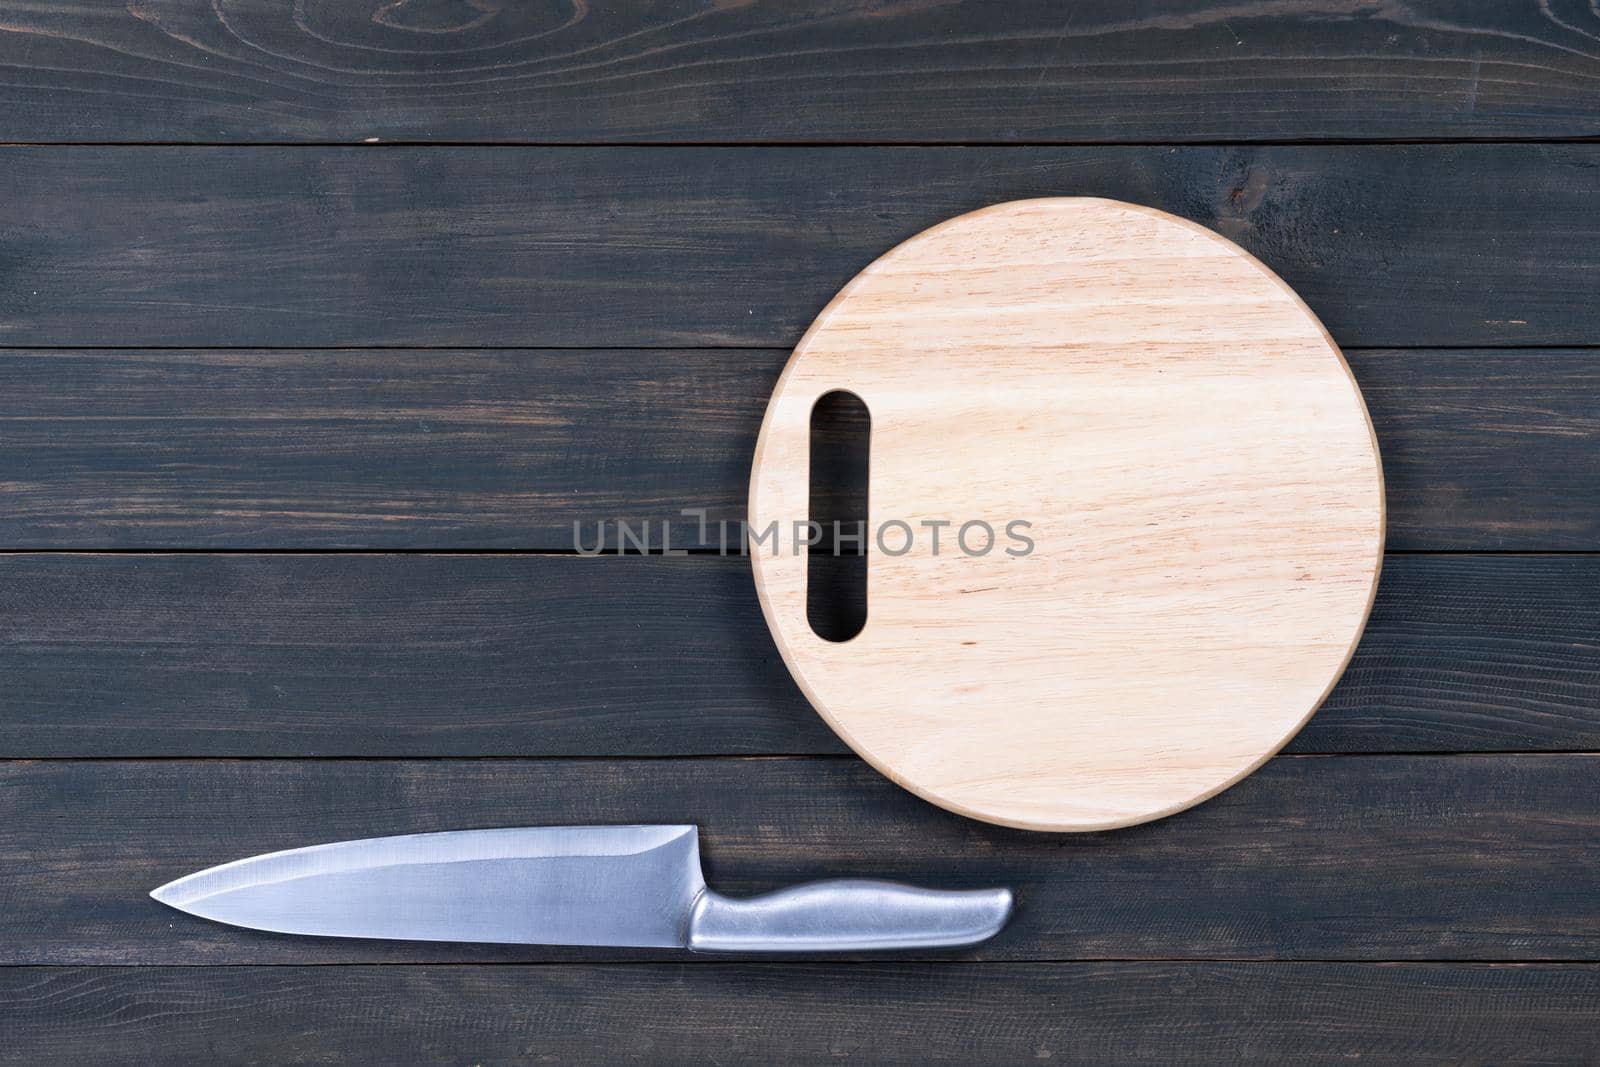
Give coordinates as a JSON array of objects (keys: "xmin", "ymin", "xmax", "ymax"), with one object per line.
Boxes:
[{"xmin": 749, "ymin": 198, "xmax": 1384, "ymax": 832}]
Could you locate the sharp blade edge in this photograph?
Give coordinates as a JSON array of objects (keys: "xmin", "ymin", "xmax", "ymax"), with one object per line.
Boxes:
[{"xmin": 151, "ymin": 825, "xmax": 706, "ymax": 948}]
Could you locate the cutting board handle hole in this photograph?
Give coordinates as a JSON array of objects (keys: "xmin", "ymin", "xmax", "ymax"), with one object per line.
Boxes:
[{"xmin": 807, "ymin": 389, "xmax": 870, "ymax": 642}]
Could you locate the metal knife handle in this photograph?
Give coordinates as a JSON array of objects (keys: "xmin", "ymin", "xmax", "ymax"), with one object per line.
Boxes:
[{"xmin": 686, "ymin": 879, "xmax": 1013, "ymax": 953}]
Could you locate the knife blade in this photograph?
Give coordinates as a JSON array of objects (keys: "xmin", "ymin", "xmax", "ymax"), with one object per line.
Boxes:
[{"xmin": 150, "ymin": 825, "xmax": 1013, "ymax": 952}]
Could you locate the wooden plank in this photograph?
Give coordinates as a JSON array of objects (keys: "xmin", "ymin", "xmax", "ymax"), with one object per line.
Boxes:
[
  {"xmin": 2, "ymin": 349, "xmax": 1596, "ymax": 551},
  {"xmin": 0, "ymin": 552, "xmax": 838, "ymax": 758},
  {"xmin": 3, "ymin": 755, "xmax": 1595, "ymax": 964},
  {"xmin": 4, "ymin": 963, "xmax": 1595, "ymax": 1066},
  {"xmin": 1322, "ymin": 555, "xmax": 1600, "ymax": 753},
  {"xmin": 1355, "ymin": 350, "xmax": 1600, "ymax": 551},
  {"xmin": 0, "ymin": 146, "xmax": 1596, "ymax": 348},
  {"xmin": 1, "ymin": 3, "xmax": 1599, "ymax": 144},
  {"xmin": 3, "ymin": 553, "xmax": 1599, "ymax": 758},
  {"xmin": 0, "ymin": 348, "xmax": 767, "ymax": 550}
]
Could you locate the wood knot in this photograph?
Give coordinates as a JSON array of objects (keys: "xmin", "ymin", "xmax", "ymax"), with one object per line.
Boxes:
[
  {"xmin": 1217, "ymin": 161, "xmax": 1270, "ymax": 239},
  {"xmin": 372, "ymin": 0, "xmax": 507, "ymax": 34}
]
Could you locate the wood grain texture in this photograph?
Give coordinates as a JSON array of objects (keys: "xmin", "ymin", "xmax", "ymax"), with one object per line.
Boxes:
[
  {"xmin": 0, "ymin": 348, "xmax": 1595, "ymax": 551},
  {"xmin": 4, "ymin": 553, "xmax": 1600, "ymax": 758},
  {"xmin": 751, "ymin": 197, "xmax": 1383, "ymax": 831},
  {"xmin": 1, "ymin": 146, "xmax": 1598, "ymax": 348},
  {"xmin": 1355, "ymin": 349, "xmax": 1600, "ymax": 550},
  {"xmin": 0, "ymin": 553, "xmax": 836, "ymax": 757},
  {"xmin": 3, "ymin": 755, "xmax": 1596, "ymax": 964},
  {"xmin": 4, "ymin": 963, "xmax": 1596, "ymax": 1067},
  {"xmin": 0, "ymin": 348, "xmax": 765, "ymax": 550},
  {"xmin": 2, "ymin": 2, "xmax": 1600, "ymax": 144}
]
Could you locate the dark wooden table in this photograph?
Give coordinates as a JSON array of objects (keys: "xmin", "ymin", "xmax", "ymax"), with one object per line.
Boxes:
[{"xmin": 2, "ymin": 4, "xmax": 1598, "ymax": 1064}]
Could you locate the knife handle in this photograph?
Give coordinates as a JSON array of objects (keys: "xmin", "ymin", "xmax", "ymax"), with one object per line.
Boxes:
[{"xmin": 686, "ymin": 879, "xmax": 1013, "ymax": 953}]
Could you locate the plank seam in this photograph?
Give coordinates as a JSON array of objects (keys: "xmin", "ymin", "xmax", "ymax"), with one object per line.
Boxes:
[
  {"xmin": 0, "ymin": 548, "xmax": 1593, "ymax": 557},
  {"xmin": 0, "ymin": 344, "xmax": 1598, "ymax": 353},
  {"xmin": 3, "ymin": 958, "xmax": 1599, "ymax": 969},
  {"xmin": 4, "ymin": 138, "xmax": 1600, "ymax": 148},
  {"xmin": 0, "ymin": 753, "xmax": 1592, "ymax": 763}
]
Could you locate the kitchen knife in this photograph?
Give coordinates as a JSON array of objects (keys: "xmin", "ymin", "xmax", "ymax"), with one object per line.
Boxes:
[{"xmin": 150, "ymin": 825, "xmax": 1013, "ymax": 952}]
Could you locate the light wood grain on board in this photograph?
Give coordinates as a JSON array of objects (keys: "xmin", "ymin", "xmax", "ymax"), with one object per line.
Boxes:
[{"xmin": 751, "ymin": 199, "xmax": 1385, "ymax": 832}]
